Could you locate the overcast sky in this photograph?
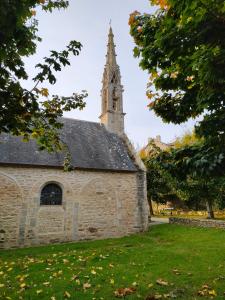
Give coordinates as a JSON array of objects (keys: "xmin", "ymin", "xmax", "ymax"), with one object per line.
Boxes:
[{"xmin": 24, "ymin": 0, "xmax": 196, "ymax": 148}]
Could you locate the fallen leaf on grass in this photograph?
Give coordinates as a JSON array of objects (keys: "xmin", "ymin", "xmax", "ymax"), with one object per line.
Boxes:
[
  {"xmin": 208, "ymin": 290, "xmax": 217, "ymax": 297},
  {"xmin": 83, "ymin": 282, "xmax": 91, "ymax": 289},
  {"xmin": 20, "ymin": 283, "xmax": 27, "ymax": 288},
  {"xmin": 156, "ymin": 279, "xmax": 169, "ymax": 286},
  {"xmin": 172, "ymin": 269, "xmax": 180, "ymax": 275},
  {"xmin": 64, "ymin": 291, "xmax": 71, "ymax": 298},
  {"xmin": 114, "ymin": 287, "xmax": 136, "ymax": 298},
  {"xmin": 70, "ymin": 274, "xmax": 79, "ymax": 281},
  {"xmin": 164, "ymin": 292, "xmax": 177, "ymax": 298},
  {"xmin": 145, "ymin": 294, "xmax": 162, "ymax": 300},
  {"xmin": 197, "ymin": 284, "xmax": 217, "ymax": 297}
]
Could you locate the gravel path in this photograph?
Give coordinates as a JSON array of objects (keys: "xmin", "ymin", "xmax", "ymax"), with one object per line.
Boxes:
[{"xmin": 149, "ymin": 217, "xmax": 169, "ymax": 226}]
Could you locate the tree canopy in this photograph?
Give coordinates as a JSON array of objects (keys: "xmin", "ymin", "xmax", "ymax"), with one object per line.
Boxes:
[
  {"xmin": 0, "ymin": 0, "xmax": 87, "ymax": 152},
  {"xmin": 141, "ymin": 132, "xmax": 225, "ymax": 218},
  {"xmin": 129, "ymin": 0, "xmax": 225, "ymax": 177}
]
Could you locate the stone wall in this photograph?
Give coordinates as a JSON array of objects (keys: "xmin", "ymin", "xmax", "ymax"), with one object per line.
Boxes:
[
  {"xmin": 169, "ymin": 217, "xmax": 225, "ymax": 229},
  {"xmin": 0, "ymin": 166, "xmax": 149, "ymax": 249}
]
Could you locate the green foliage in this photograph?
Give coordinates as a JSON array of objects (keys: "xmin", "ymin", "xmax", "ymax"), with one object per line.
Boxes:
[
  {"xmin": 141, "ymin": 141, "xmax": 184, "ymax": 205},
  {"xmin": 142, "ymin": 132, "xmax": 225, "ymax": 216},
  {"xmin": 129, "ymin": 0, "xmax": 225, "ymax": 176},
  {"xmin": 0, "ymin": 0, "xmax": 87, "ymax": 152}
]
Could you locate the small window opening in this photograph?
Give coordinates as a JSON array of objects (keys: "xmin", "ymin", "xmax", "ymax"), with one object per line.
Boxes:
[{"xmin": 40, "ymin": 183, "xmax": 62, "ymax": 205}]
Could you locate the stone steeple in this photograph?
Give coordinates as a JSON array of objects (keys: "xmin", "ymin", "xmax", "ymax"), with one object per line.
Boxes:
[{"xmin": 99, "ymin": 26, "xmax": 125, "ymax": 135}]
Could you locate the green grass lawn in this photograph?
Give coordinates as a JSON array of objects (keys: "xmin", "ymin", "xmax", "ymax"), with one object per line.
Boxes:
[{"xmin": 0, "ymin": 224, "xmax": 225, "ymax": 300}]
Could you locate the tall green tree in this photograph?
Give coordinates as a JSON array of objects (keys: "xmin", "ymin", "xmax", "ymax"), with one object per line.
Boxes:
[
  {"xmin": 0, "ymin": 0, "xmax": 87, "ymax": 152},
  {"xmin": 142, "ymin": 131, "xmax": 225, "ymax": 218},
  {"xmin": 140, "ymin": 141, "xmax": 185, "ymax": 215},
  {"xmin": 157, "ymin": 132, "xmax": 225, "ymax": 218},
  {"xmin": 129, "ymin": 0, "xmax": 225, "ymax": 177}
]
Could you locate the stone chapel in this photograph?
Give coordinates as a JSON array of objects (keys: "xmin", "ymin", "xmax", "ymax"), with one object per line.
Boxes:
[{"xmin": 0, "ymin": 27, "xmax": 149, "ymax": 249}]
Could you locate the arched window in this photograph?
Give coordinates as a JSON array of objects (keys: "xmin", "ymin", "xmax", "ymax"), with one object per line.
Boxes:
[{"xmin": 40, "ymin": 183, "xmax": 62, "ymax": 205}]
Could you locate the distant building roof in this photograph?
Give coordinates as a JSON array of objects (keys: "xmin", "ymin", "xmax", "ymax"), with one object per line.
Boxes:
[{"xmin": 0, "ymin": 118, "xmax": 137, "ymax": 172}]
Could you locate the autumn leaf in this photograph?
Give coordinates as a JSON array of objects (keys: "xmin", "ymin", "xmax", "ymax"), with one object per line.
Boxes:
[
  {"xmin": 146, "ymin": 294, "xmax": 163, "ymax": 300},
  {"xmin": 208, "ymin": 290, "xmax": 217, "ymax": 297},
  {"xmin": 128, "ymin": 11, "xmax": 140, "ymax": 26},
  {"xmin": 31, "ymin": 9, "xmax": 36, "ymax": 16},
  {"xmin": 40, "ymin": 88, "xmax": 49, "ymax": 97},
  {"xmin": 83, "ymin": 282, "xmax": 91, "ymax": 289},
  {"xmin": 63, "ymin": 259, "xmax": 69, "ymax": 264},
  {"xmin": 156, "ymin": 279, "xmax": 169, "ymax": 286},
  {"xmin": 64, "ymin": 291, "xmax": 71, "ymax": 298},
  {"xmin": 114, "ymin": 287, "xmax": 136, "ymax": 298}
]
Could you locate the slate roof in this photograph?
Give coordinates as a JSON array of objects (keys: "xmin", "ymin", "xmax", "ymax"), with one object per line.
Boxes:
[{"xmin": 0, "ymin": 118, "xmax": 137, "ymax": 172}]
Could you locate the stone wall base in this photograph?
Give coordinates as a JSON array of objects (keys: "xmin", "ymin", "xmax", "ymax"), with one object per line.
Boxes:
[{"xmin": 169, "ymin": 217, "xmax": 225, "ymax": 229}]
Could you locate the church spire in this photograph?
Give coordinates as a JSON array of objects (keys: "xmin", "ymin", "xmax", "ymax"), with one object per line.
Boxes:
[
  {"xmin": 99, "ymin": 26, "xmax": 125, "ymax": 135},
  {"xmin": 106, "ymin": 26, "xmax": 117, "ymax": 66}
]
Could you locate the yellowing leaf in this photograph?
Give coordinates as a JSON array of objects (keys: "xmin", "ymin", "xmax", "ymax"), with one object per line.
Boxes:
[
  {"xmin": 40, "ymin": 88, "xmax": 49, "ymax": 97},
  {"xmin": 64, "ymin": 291, "xmax": 71, "ymax": 298},
  {"xmin": 156, "ymin": 279, "xmax": 169, "ymax": 286},
  {"xmin": 36, "ymin": 290, "xmax": 43, "ymax": 294},
  {"xmin": 114, "ymin": 287, "xmax": 136, "ymax": 298},
  {"xmin": 63, "ymin": 259, "xmax": 69, "ymax": 264},
  {"xmin": 20, "ymin": 283, "xmax": 26, "ymax": 288},
  {"xmin": 208, "ymin": 290, "xmax": 217, "ymax": 297},
  {"xmin": 0, "ymin": 284, "xmax": 5, "ymax": 288},
  {"xmin": 83, "ymin": 282, "xmax": 91, "ymax": 289},
  {"xmin": 31, "ymin": 10, "xmax": 36, "ymax": 16},
  {"xmin": 110, "ymin": 279, "xmax": 115, "ymax": 285}
]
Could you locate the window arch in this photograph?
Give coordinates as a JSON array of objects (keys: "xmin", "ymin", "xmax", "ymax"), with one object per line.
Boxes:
[{"xmin": 40, "ymin": 183, "xmax": 62, "ymax": 205}]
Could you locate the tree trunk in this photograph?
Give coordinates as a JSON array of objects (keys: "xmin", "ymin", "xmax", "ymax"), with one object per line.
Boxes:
[
  {"xmin": 148, "ymin": 199, "xmax": 154, "ymax": 216},
  {"xmin": 205, "ymin": 199, "xmax": 214, "ymax": 219}
]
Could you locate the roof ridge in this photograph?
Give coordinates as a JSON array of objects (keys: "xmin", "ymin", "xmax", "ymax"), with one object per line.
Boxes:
[{"xmin": 61, "ymin": 116, "xmax": 100, "ymax": 125}]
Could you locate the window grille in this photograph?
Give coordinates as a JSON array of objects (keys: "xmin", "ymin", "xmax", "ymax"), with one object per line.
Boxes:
[{"xmin": 40, "ymin": 183, "xmax": 62, "ymax": 205}]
